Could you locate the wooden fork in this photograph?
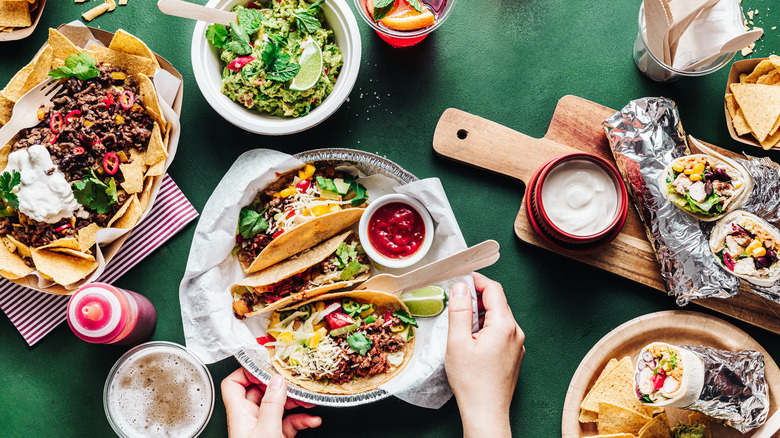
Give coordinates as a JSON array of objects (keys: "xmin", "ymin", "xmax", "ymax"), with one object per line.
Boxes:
[{"xmin": 0, "ymin": 79, "xmax": 63, "ymax": 148}]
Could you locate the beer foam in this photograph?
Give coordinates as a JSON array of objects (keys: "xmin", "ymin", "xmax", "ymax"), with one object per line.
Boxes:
[{"xmin": 106, "ymin": 346, "xmax": 213, "ymax": 438}]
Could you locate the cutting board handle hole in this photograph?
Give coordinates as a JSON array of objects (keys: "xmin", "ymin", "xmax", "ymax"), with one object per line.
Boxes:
[{"xmin": 456, "ymin": 129, "xmax": 468, "ymax": 139}]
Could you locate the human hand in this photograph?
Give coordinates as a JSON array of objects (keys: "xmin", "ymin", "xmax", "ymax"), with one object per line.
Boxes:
[
  {"xmin": 445, "ymin": 272, "xmax": 525, "ymax": 438},
  {"xmin": 221, "ymin": 368, "xmax": 322, "ymax": 438}
]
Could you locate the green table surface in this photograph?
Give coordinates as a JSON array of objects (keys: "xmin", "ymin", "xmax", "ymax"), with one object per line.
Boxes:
[{"xmin": 1, "ymin": 0, "xmax": 780, "ymax": 436}]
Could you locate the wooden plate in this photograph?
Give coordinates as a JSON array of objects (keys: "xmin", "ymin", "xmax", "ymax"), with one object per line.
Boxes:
[
  {"xmin": 562, "ymin": 310, "xmax": 780, "ymax": 437},
  {"xmin": 0, "ymin": 0, "xmax": 47, "ymax": 42}
]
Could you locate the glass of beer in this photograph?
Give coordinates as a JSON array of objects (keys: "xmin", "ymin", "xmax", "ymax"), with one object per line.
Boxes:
[{"xmin": 103, "ymin": 341, "xmax": 215, "ymax": 438}]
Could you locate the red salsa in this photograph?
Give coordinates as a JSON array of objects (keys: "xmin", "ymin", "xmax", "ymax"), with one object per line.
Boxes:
[{"xmin": 367, "ymin": 202, "xmax": 425, "ymax": 259}]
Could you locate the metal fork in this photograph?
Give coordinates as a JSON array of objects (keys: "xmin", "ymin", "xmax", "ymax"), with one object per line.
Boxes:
[{"xmin": 0, "ymin": 79, "xmax": 64, "ymax": 149}]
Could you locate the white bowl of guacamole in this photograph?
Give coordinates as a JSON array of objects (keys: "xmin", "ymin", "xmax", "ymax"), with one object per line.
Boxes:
[{"xmin": 192, "ymin": 0, "xmax": 361, "ymax": 135}]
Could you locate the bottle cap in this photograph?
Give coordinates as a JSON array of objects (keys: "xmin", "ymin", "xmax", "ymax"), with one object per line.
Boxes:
[{"xmin": 67, "ymin": 283, "xmax": 129, "ymax": 344}]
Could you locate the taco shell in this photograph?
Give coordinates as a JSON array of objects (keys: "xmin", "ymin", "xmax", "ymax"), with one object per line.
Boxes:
[
  {"xmin": 232, "ymin": 231, "xmax": 369, "ymax": 316},
  {"xmin": 659, "ymin": 152, "xmax": 752, "ymax": 222},
  {"xmin": 710, "ymin": 210, "xmax": 780, "ymax": 287},
  {"xmin": 267, "ymin": 290, "xmax": 415, "ymax": 395}
]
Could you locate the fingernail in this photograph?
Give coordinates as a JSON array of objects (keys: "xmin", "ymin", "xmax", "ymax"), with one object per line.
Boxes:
[
  {"xmin": 451, "ymin": 283, "xmax": 469, "ymax": 299},
  {"xmin": 269, "ymin": 375, "xmax": 283, "ymax": 390}
]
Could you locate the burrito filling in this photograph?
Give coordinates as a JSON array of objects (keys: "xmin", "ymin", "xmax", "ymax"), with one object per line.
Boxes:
[
  {"xmin": 665, "ymin": 156, "xmax": 743, "ymax": 218},
  {"xmin": 234, "ymin": 164, "xmax": 368, "ymax": 266},
  {"xmin": 712, "ymin": 217, "xmax": 779, "ymax": 279},
  {"xmin": 264, "ymin": 298, "xmax": 416, "ymax": 383},
  {"xmin": 636, "ymin": 344, "xmax": 683, "ymax": 403},
  {"xmin": 232, "ymin": 237, "xmax": 369, "ymax": 318}
]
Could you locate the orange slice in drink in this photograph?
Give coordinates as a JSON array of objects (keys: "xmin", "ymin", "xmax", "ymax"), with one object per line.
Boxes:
[{"xmin": 366, "ymin": 0, "xmax": 435, "ymax": 31}]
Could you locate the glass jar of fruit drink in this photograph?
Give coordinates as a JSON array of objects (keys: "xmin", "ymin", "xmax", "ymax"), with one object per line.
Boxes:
[{"xmin": 354, "ymin": 0, "xmax": 457, "ymax": 47}]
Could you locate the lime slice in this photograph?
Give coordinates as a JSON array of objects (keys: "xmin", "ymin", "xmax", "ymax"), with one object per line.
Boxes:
[
  {"xmin": 400, "ymin": 285, "xmax": 447, "ymax": 317},
  {"xmin": 290, "ymin": 38, "xmax": 323, "ymax": 91}
]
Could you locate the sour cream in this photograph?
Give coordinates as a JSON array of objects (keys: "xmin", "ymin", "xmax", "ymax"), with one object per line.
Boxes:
[
  {"xmin": 4, "ymin": 145, "xmax": 78, "ymax": 223},
  {"xmin": 540, "ymin": 160, "xmax": 618, "ymax": 236}
]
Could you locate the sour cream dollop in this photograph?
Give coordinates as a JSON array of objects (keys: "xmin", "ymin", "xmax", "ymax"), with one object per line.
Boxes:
[
  {"xmin": 540, "ymin": 160, "xmax": 618, "ymax": 236},
  {"xmin": 5, "ymin": 144, "xmax": 78, "ymax": 223}
]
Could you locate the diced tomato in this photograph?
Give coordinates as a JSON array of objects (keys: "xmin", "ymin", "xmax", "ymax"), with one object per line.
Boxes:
[
  {"xmin": 652, "ymin": 372, "xmax": 666, "ymax": 390},
  {"xmin": 325, "ymin": 312, "xmax": 354, "ymax": 329},
  {"xmin": 256, "ymin": 335, "xmax": 275, "ymax": 346},
  {"xmin": 227, "ymin": 56, "xmax": 256, "ymax": 72},
  {"xmin": 296, "ymin": 179, "xmax": 311, "ymax": 193}
]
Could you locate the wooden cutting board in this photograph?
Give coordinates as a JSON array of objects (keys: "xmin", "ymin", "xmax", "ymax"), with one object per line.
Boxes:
[{"xmin": 432, "ymin": 95, "xmax": 780, "ymax": 335}]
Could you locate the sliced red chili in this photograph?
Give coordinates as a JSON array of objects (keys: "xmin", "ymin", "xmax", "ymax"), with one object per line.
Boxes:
[
  {"xmin": 102, "ymin": 92, "xmax": 115, "ymax": 107},
  {"xmin": 103, "ymin": 152, "xmax": 120, "ymax": 175},
  {"xmin": 55, "ymin": 223, "xmax": 71, "ymax": 233},
  {"xmin": 119, "ymin": 90, "xmax": 135, "ymax": 109},
  {"xmin": 50, "ymin": 113, "xmax": 63, "ymax": 134},
  {"xmin": 65, "ymin": 110, "xmax": 82, "ymax": 123},
  {"xmin": 49, "ymin": 134, "xmax": 58, "ymax": 144},
  {"xmin": 78, "ymin": 133, "xmax": 99, "ymax": 147},
  {"xmin": 72, "ymin": 146, "xmax": 85, "ymax": 155}
]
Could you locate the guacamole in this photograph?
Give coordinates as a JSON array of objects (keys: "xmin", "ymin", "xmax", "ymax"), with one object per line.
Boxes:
[{"xmin": 206, "ymin": 0, "xmax": 343, "ymax": 118}]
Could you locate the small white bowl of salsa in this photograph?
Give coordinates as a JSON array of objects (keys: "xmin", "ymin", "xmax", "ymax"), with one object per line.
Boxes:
[{"xmin": 358, "ymin": 194, "xmax": 434, "ymax": 269}]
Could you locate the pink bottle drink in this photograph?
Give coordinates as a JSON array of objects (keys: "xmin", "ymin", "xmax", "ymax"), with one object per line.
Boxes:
[{"xmin": 67, "ymin": 283, "xmax": 157, "ymax": 345}]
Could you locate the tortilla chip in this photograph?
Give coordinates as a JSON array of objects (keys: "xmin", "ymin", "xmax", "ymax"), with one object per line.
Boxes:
[
  {"xmin": 82, "ymin": 2, "xmax": 110, "ymax": 21},
  {"xmin": 120, "ymin": 151, "xmax": 147, "ymax": 194},
  {"xmin": 757, "ymin": 69, "xmax": 780, "ymax": 85},
  {"xmin": 725, "ymin": 93, "xmax": 753, "ymax": 136},
  {"xmin": 596, "ymin": 402, "xmax": 650, "ymax": 436},
  {"xmin": 636, "ymin": 413, "xmax": 671, "ymax": 438},
  {"xmin": 2, "ymin": 236, "xmax": 16, "ymax": 253},
  {"xmin": 106, "ymin": 0, "xmax": 116, "ymax": 11},
  {"xmin": 38, "ymin": 237, "xmax": 80, "ymax": 251},
  {"xmin": 87, "ymin": 46, "xmax": 157, "ymax": 78},
  {"xmin": 745, "ymin": 59, "xmax": 776, "ymax": 83},
  {"xmin": 6, "ymin": 235, "xmax": 30, "ymax": 258},
  {"xmin": 1, "ymin": 62, "xmax": 34, "ymax": 103},
  {"xmin": 119, "ymin": 0, "xmax": 127, "ymax": 4},
  {"xmin": 77, "ymin": 223, "xmax": 101, "ymax": 252},
  {"xmin": 47, "ymin": 247, "xmax": 95, "ymax": 261},
  {"xmin": 0, "ymin": 92, "xmax": 14, "ymax": 127},
  {"xmin": 0, "ymin": 239, "xmax": 34, "ymax": 280},
  {"xmin": 48, "ymin": 28, "xmax": 82, "ymax": 66},
  {"xmin": 580, "ymin": 357, "xmax": 655, "ymax": 420},
  {"xmin": 109, "ymin": 29, "xmax": 161, "ymax": 70},
  {"xmin": 0, "ymin": 144, "xmax": 9, "ymax": 171},
  {"xmin": 21, "ymin": 44, "xmax": 52, "ymax": 93},
  {"xmin": 108, "ymin": 195, "xmax": 143, "ymax": 229},
  {"xmin": 143, "ymin": 122, "xmax": 168, "ymax": 167},
  {"xmin": 730, "ymin": 83, "xmax": 780, "ymax": 142},
  {"xmin": 30, "ymin": 247, "xmax": 98, "ymax": 286},
  {"xmin": 137, "ymin": 73, "xmax": 167, "ymax": 131},
  {"xmin": 580, "ymin": 358, "xmax": 620, "ymax": 423},
  {"xmin": 0, "ymin": 1, "xmax": 32, "ymax": 28},
  {"xmin": 739, "ymin": 73, "xmax": 749, "ymax": 83},
  {"xmin": 138, "ymin": 176, "xmax": 154, "ymax": 211}
]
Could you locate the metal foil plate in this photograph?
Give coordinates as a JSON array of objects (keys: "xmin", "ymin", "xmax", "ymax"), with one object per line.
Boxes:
[{"xmin": 234, "ymin": 148, "xmax": 417, "ymax": 407}]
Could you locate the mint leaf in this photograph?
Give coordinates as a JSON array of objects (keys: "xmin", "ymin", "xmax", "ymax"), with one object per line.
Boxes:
[
  {"xmin": 347, "ymin": 331, "xmax": 372, "ymax": 355},
  {"xmin": 238, "ymin": 206, "xmax": 269, "ymax": 239},
  {"xmin": 293, "ymin": 10, "xmax": 322, "ymax": 34},
  {"xmin": 406, "ymin": 0, "xmax": 423, "ymax": 12},
  {"xmin": 206, "ymin": 24, "xmax": 230, "ymax": 48},
  {"xmin": 237, "ymin": 8, "xmax": 264, "ymax": 35},
  {"xmin": 72, "ymin": 169, "xmax": 118, "ymax": 214},
  {"xmin": 372, "ymin": 0, "xmax": 395, "ymax": 20},
  {"xmin": 227, "ymin": 21, "xmax": 252, "ymax": 55},
  {"xmin": 49, "ymin": 53, "xmax": 99, "ymax": 81},
  {"xmin": 261, "ymin": 39, "xmax": 280, "ymax": 69},
  {"xmin": 266, "ymin": 62, "xmax": 300, "ymax": 81},
  {"xmin": 261, "ymin": 38, "xmax": 300, "ymax": 82},
  {"xmin": 393, "ymin": 310, "xmax": 418, "ymax": 328}
]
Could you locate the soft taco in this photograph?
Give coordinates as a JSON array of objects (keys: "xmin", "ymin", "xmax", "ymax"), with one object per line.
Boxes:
[
  {"xmin": 263, "ymin": 290, "xmax": 417, "ymax": 395},
  {"xmin": 659, "ymin": 153, "xmax": 751, "ymax": 222},
  {"xmin": 710, "ymin": 210, "xmax": 780, "ymax": 287},
  {"xmin": 231, "ymin": 230, "xmax": 370, "ymax": 318},
  {"xmin": 235, "ymin": 163, "xmax": 368, "ymax": 274}
]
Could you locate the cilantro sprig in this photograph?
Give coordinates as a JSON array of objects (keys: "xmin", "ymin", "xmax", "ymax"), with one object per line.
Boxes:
[
  {"xmin": 72, "ymin": 169, "xmax": 118, "ymax": 214},
  {"xmin": 238, "ymin": 206, "xmax": 269, "ymax": 239},
  {"xmin": 49, "ymin": 53, "xmax": 100, "ymax": 81},
  {"xmin": 347, "ymin": 331, "xmax": 373, "ymax": 356},
  {"xmin": 393, "ymin": 310, "xmax": 419, "ymax": 328},
  {"xmin": 293, "ymin": 0, "xmax": 324, "ymax": 34},
  {"xmin": 0, "ymin": 171, "xmax": 20, "ymax": 217}
]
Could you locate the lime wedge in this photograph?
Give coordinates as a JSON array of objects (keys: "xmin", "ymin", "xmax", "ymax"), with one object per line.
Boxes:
[
  {"xmin": 400, "ymin": 285, "xmax": 447, "ymax": 317},
  {"xmin": 290, "ymin": 38, "xmax": 323, "ymax": 91}
]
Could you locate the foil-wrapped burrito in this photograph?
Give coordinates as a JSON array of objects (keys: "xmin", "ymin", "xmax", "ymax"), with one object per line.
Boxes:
[
  {"xmin": 634, "ymin": 342, "xmax": 769, "ymax": 432},
  {"xmin": 603, "ymin": 97, "xmax": 741, "ymax": 305}
]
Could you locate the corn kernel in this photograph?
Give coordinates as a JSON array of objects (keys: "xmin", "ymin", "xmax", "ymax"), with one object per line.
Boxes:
[
  {"xmin": 684, "ymin": 167, "xmax": 695, "ymax": 175},
  {"xmin": 692, "ymin": 163, "xmax": 705, "ymax": 173},
  {"xmin": 689, "ymin": 173, "xmax": 703, "ymax": 182},
  {"xmin": 744, "ymin": 220, "xmax": 755, "ymax": 231},
  {"xmin": 672, "ymin": 163, "xmax": 685, "ymax": 173},
  {"xmin": 753, "ymin": 246, "xmax": 767, "ymax": 258}
]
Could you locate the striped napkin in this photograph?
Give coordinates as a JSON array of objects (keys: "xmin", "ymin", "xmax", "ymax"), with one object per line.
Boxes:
[{"xmin": 0, "ymin": 174, "xmax": 198, "ymax": 346}]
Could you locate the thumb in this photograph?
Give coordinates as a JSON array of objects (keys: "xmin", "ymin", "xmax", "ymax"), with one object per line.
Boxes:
[
  {"xmin": 447, "ymin": 282, "xmax": 474, "ymax": 347},
  {"xmin": 255, "ymin": 376, "xmax": 287, "ymax": 437}
]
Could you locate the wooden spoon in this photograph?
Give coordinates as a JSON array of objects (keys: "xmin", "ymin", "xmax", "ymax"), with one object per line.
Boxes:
[{"xmin": 157, "ymin": 0, "xmax": 236, "ymax": 25}]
